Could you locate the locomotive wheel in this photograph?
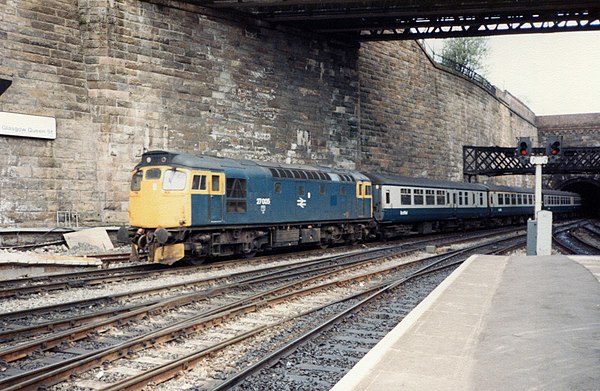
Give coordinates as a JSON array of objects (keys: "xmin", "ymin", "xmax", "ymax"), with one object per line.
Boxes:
[{"xmin": 317, "ymin": 241, "xmax": 329, "ymax": 250}]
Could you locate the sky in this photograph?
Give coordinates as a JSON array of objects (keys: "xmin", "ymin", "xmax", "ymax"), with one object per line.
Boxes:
[{"xmin": 427, "ymin": 31, "xmax": 600, "ymax": 116}]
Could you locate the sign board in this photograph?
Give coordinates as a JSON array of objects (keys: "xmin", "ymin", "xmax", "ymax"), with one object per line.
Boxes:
[{"xmin": 0, "ymin": 111, "xmax": 56, "ymax": 140}]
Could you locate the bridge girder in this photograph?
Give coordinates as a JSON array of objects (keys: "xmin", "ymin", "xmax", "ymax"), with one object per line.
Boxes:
[
  {"xmin": 463, "ymin": 146, "xmax": 600, "ymax": 182},
  {"xmin": 193, "ymin": 0, "xmax": 600, "ymax": 40}
]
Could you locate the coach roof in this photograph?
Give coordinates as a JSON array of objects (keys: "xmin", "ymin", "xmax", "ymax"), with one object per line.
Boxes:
[{"xmin": 366, "ymin": 173, "xmax": 488, "ymax": 191}]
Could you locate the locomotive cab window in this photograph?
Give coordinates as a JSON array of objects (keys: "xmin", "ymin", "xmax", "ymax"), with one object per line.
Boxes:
[
  {"xmin": 131, "ymin": 171, "xmax": 143, "ymax": 191},
  {"xmin": 163, "ymin": 170, "xmax": 187, "ymax": 191},
  {"xmin": 146, "ymin": 168, "xmax": 161, "ymax": 180},
  {"xmin": 192, "ymin": 175, "xmax": 207, "ymax": 191}
]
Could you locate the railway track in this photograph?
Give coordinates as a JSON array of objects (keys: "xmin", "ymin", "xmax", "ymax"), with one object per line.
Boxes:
[
  {"xmin": 553, "ymin": 220, "xmax": 600, "ymax": 255},
  {"xmin": 0, "ymin": 229, "xmax": 527, "ymax": 390}
]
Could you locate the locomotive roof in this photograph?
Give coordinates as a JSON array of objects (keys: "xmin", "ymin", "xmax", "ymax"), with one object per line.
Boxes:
[
  {"xmin": 366, "ymin": 173, "xmax": 488, "ymax": 191},
  {"xmin": 137, "ymin": 150, "xmax": 370, "ymax": 181}
]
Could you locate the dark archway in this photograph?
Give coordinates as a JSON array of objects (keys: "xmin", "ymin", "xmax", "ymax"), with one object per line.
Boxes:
[{"xmin": 554, "ymin": 177, "xmax": 600, "ymax": 217}]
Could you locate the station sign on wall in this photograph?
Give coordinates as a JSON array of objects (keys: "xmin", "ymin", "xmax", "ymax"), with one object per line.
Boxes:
[{"xmin": 0, "ymin": 111, "xmax": 56, "ymax": 140}]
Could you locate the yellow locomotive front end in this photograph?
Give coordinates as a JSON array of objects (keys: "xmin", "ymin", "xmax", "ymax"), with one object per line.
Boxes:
[{"xmin": 126, "ymin": 166, "xmax": 192, "ymax": 264}]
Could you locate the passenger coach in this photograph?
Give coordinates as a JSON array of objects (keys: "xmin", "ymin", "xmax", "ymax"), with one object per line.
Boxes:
[{"xmin": 367, "ymin": 173, "xmax": 490, "ymax": 238}]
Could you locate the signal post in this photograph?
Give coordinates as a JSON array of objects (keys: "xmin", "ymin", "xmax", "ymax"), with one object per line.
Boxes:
[{"xmin": 520, "ymin": 137, "xmax": 562, "ymax": 256}]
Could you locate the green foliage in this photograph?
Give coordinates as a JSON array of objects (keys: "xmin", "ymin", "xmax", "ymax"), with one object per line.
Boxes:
[{"xmin": 440, "ymin": 37, "xmax": 490, "ymax": 74}]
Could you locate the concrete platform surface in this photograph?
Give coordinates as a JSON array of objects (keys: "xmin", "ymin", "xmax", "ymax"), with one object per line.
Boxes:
[{"xmin": 331, "ymin": 255, "xmax": 600, "ymax": 391}]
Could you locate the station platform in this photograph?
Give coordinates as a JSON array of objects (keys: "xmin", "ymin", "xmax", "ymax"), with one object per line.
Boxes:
[{"xmin": 331, "ymin": 255, "xmax": 600, "ymax": 391}]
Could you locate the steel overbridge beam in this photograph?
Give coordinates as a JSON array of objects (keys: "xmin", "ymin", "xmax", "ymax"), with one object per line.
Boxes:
[
  {"xmin": 193, "ymin": 0, "xmax": 600, "ymax": 40},
  {"xmin": 463, "ymin": 146, "xmax": 600, "ymax": 180}
]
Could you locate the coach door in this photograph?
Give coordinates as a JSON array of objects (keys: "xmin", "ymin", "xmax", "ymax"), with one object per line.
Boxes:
[
  {"xmin": 447, "ymin": 190, "xmax": 458, "ymax": 217},
  {"xmin": 209, "ymin": 173, "xmax": 225, "ymax": 222}
]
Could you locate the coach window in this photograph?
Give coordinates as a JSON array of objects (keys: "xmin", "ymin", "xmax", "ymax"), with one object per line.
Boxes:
[
  {"xmin": 274, "ymin": 182, "xmax": 282, "ymax": 193},
  {"xmin": 437, "ymin": 190, "xmax": 445, "ymax": 205},
  {"xmin": 426, "ymin": 190, "xmax": 435, "ymax": 205},
  {"xmin": 131, "ymin": 171, "xmax": 143, "ymax": 191},
  {"xmin": 414, "ymin": 189, "xmax": 424, "ymax": 205},
  {"xmin": 458, "ymin": 192, "xmax": 463, "ymax": 206},
  {"xmin": 385, "ymin": 191, "xmax": 391, "ymax": 205},
  {"xmin": 401, "ymin": 188, "xmax": 411, "ymax": 205},
  {"xmin": 192, "ymin": 175, "xmax": 207, "ymax": 191}
]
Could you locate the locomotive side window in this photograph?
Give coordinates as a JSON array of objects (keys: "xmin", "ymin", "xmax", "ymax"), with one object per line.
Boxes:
[
  {"xmin": 298, "ymin": 185, "xmax": 305, "ymax": 196},
  {"xmin": 364, "ymin": 184, "xmax": 372, "ymax": 196},
  {"xmin": 226, "ymin": 178, "xmax": 247, "ymax": 213},
  {"xmin": 192, "ymin": 175, "xmax": 207, "ymax": 190},
  {"xmin": 146, "ymin": 168, "xmax": 161, "ymax": 180},
  {"xmin": 340, "ymin": 186, "xmax": 347, "ymax": 196},
  {"xmin": 163, "ymin": 170, "xmax": 187, "ymax": 191},
  {"xmin": 131, "ymin": 171, "xmax": 143, "ymax": 191},
  {"xmin": 274, "ymin": 183, "xmax": 282, "ymax": 193},
  {"xmin": 320, "ymin": 184, "xmax": 326, "ymax": 195}
]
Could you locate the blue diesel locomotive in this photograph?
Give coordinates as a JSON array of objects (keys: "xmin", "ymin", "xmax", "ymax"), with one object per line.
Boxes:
[
  {"xmin": 118, "ymin": 150, "xmax": 373, "ymax": 264},
  {"xmin": 118, "ymin": 150, "xmax": 581, "ymax": 264}
]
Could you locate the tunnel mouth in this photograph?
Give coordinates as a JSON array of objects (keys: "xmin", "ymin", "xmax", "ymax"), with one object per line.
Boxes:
[{"xmin": 556, "ymin": 178, "xmax": 600, "ymax": 218}]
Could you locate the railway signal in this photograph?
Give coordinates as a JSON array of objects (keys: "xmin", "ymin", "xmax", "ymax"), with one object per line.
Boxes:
[
  {"xmin": 546, "ymin": 136, "xmax": 562, "ymax": 161},
  {"xmin": 516, "ymin": 137, "xmax": 532, "ymax": 164}
]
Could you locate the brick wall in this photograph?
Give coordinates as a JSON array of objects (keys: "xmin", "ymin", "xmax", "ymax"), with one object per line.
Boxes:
[{"xmin": 1, "ymin": 0, "xmax": 539, "ymax": 227}]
